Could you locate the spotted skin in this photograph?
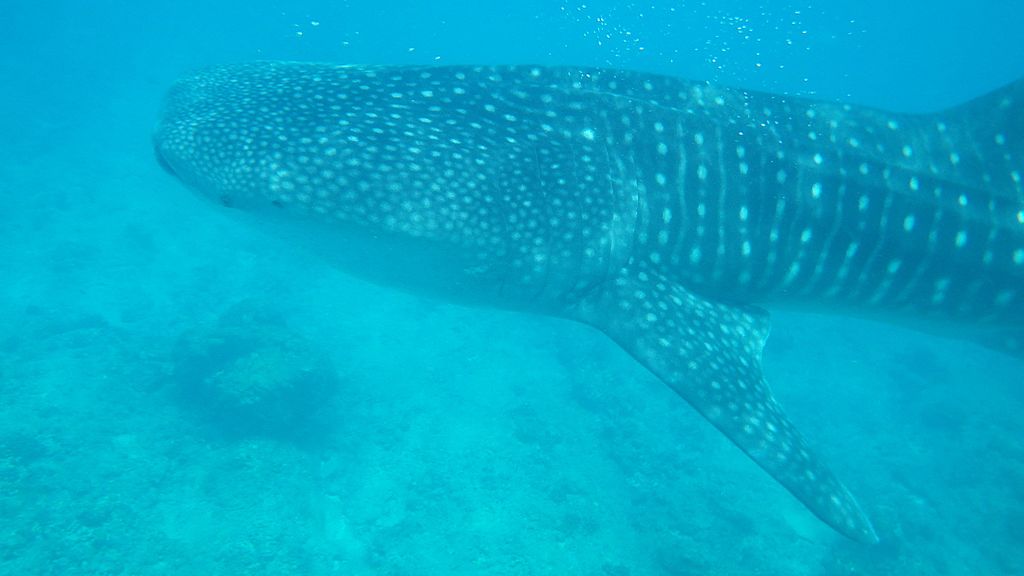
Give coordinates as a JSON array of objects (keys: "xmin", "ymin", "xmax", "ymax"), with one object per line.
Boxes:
[{"xmin": 155, "ymin": 62, "xmax": 1024, "ymax": 543}]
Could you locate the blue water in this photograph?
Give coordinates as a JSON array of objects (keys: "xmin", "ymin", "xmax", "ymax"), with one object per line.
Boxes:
[{"xmin": 2, "ymin": 1, "xmax": 1023, "ymax": 574}]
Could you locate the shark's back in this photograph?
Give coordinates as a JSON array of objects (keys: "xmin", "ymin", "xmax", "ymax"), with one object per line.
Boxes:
[{"xmin": 569, "ymin": 68, "xmax": 1024, "ymax": 347}]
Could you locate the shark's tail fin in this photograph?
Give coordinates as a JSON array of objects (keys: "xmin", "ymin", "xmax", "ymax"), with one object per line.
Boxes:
[{"xmin": 940, "ymin": 77, "xmax": 1024, "ymax": 199}]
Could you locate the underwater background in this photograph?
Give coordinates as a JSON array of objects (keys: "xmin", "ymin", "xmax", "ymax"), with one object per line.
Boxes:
[{"xmin": 1, "ymin": 1, "xmax": 1023, "ymax": 574}]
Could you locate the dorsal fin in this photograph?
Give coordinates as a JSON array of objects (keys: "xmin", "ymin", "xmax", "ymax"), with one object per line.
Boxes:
[{"xmin": 931, "ymin": 76, "xmax": 1024, "ymax": 202}]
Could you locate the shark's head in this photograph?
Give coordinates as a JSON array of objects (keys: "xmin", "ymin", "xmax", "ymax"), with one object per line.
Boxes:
[
  {"xmin": 154, "ymin": 62, "xmax": 627, "ymax": 305},
  {"xmin": 155, "ymin": 63, "xmax": 504, "ymax": 244}
]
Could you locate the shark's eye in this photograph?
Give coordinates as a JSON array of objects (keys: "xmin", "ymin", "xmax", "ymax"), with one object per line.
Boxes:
[{"xmin": 219, "ymin": 194, "xmax": 233, "ymax": 207}]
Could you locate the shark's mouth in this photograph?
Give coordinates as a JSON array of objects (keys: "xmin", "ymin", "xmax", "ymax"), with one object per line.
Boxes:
[{"xmin": 154, "ymin": 141, "xmax": 177, "ymax": 179}]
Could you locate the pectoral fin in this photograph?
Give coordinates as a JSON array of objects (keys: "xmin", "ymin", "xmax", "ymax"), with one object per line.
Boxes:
[{"xmin": 570, "ymin": 262, "xmax": 878, "ymax": 543}]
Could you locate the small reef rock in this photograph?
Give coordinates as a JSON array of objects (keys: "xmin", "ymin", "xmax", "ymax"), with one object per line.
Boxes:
[{"xmin": 171, "ymin": 301, "xmax": 340, "ymax": 441}]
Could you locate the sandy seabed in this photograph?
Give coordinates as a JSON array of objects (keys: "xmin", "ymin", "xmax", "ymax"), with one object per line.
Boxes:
[{"xmin": 0, "ymin": 85, "xmax": 1021, "ymax": 576}]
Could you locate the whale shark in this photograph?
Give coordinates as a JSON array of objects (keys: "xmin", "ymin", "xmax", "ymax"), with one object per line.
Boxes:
[{"xmin": 154, "ymin": 62, "xmax": 1024, "ymax": 543}]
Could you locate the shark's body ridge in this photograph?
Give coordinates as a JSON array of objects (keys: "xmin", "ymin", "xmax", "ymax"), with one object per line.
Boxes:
[{"xmin": 154, "ymin": 62, "xmax": 1024, "ymax": 542}]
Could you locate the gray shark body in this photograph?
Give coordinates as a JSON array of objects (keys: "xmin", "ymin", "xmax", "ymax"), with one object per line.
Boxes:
[{"xmin": 154, "ymin": 62, "xmax": 1024, "ymax": 542}]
